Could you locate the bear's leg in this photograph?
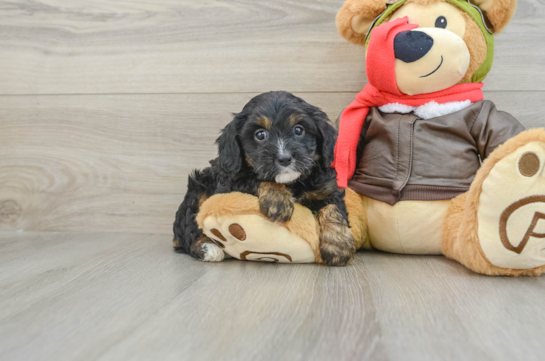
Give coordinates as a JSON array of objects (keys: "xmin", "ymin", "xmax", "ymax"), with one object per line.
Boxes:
[
  {"xmin": 195, "ymin": 190, "xmax": 370, "ymax": 264},
  {"xmin": 442, "ymin": 129, "xmax": 545, "ymax": 276},
  {"xmin": 196, "ymin": 192, "xmax": 321, "ymax": 263},
  {"xmin": 345, "ymin": 188, "xmax": 371, "ymax": 250}
]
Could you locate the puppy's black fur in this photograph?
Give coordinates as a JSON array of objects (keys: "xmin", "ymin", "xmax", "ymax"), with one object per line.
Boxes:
[{"xmin": 173, "ymin": 91, "xmax": 355, "ymax": 265}]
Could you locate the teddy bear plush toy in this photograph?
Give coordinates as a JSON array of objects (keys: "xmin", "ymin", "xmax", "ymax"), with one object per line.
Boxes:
[{"xmin": 196, "ymin": 0, "xmax": 545, "ymax": 276}]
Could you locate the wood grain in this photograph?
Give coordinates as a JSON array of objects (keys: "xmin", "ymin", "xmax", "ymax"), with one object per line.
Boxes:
[
  {"xmin": 1, "ymin": 2, "xmax": 544, "ymax": 360},
  {"xmin": 1, "ymin": 92, "xmax": 543, "ymax": 235},
  {"xmin": 0, "ymin": 0, "xmax": 543, "ymax": 95},
  {"xmin": 0, "ymin": 232, "xmax": 544, "ymax": 361},
  {"xmin": 0, "ymin": 92, "xmax": 353, "ymax": 234}
]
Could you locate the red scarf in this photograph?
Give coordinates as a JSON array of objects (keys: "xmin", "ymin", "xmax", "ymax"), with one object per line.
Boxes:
[{"xmin": 333, "ymin": 17, "xmax": 484, "ymax": 188}]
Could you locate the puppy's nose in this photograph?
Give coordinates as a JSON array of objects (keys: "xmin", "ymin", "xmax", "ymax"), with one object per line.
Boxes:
[
  {"xmin": 277, "ymin": 154, "xmax": 292, "ymax": 167},
  {"xmin": 394, "ymin": 30, "xmax": 433, "ymax": 63}
]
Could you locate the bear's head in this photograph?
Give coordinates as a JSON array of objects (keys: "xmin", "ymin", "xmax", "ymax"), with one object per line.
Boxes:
[{"xmin": 336, "ymin": 0, "xmax": 517, "ymax": 95}]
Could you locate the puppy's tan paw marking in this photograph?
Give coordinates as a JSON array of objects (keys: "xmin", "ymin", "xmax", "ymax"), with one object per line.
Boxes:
[
  {"xmin": 228, "ymin": 223, "xmax": 246, "ymax": 241},
  {"xmin": 519, "ymin": 152, "xmax": 540, "ymax": 177},
  {"xmin": 258, "ymin": 182, "xmax": 294, "ymax": 223},
  {"xmin": 259, "ymin": 197, "xmax": 294, "ymax": 222}
]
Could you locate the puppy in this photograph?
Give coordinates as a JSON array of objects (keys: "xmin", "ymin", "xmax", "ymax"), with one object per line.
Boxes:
[{"xmin": 173, "ymin": 91, "xmax": 355, "ymax": 266}]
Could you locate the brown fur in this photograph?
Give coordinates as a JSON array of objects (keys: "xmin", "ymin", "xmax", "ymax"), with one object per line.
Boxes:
[
  {"xmin": 299, "ymin": 179, "xmax": 338, "ymax": 202},
  {"xmin": 245, "ymin": 156, "xmax": 254, "ymax": 167},
  {"xmin": 258, "ymin": 182, "xmax": 294, "ymax": 223},
  {"xmin": 256, "ymin": 116, "xmax": 272, "ymax": 129},
  {"xmin": 190, "ymin": 233, "xmax": 219, "ymax": 258},
  {"xmin": 289, "ymin": 114, "xmax": 302, "ymax": 126},
  {"xmin": 442, "ymin": 128, "xmax": 545, "ymax": 276},
  {"xmin": 460, "ymin": 11, "xmax": 487, "ymax": 82},
  {"xmin": 198, "ymin": 195, "xmax": 209, "ymax": 207},
  {"xmin": 317, "ymin": 204, "xmax": 356, "ymax": 266},
  {"xmin": 476, "ymin": 0, "xmax": 517, "ymax": 33},
  {"xmin": 336, "ymin": 0, "xmax": 388, "ymax": 46}
]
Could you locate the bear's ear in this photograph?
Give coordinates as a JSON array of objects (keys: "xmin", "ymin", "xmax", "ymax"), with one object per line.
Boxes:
[
  {"xmin": 336, "ymin": 0, "xmax": 390, "ymax": 46},
  {"xmin": 472, "ymin": 0, "xmax": 517, "ymax": 33}
]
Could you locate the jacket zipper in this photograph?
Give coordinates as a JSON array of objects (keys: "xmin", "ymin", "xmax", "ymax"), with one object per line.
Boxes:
[{"xmin": 395, "ymin": 117, "xmax": 418, "ymax": 202}]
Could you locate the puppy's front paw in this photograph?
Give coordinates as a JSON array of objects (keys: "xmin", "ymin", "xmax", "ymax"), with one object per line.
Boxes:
[
  {"xmin": 201, "ymin": 243, "xmax": 225, "ymax": 262},
  {"xmin": 259, "ymin": 197, "xmax": 294, "ymax": 223},
  {"xmin": 258, "ymin": 182, "xmax": 294, "ymax": 223},
  {"xmin": 190, "ymin": 234, "xmax": 225, "ymax": 262},
  {"xmin": 317, "ymin": 205, "xmax": 356, "ymax": 266}
]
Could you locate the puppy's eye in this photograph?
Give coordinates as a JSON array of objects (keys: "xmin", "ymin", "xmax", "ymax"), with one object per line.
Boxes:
[
  {"xmin": 255, "ymin": 129, "xmax": 268, "ymax": 141},
  {"xmin": 435, "ymin": 16, "xmax": 447, "ymax": 29},
  {"xmin": 294, "ymin": 125, "xmax": 305, "ymax": 136}
]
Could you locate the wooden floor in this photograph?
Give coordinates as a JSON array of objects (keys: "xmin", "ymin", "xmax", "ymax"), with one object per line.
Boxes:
[
  {"xmin": 1, "ymin": 1, "xmax": 545, "ymax": 360},
  {"xmin": 1, "ymin": 232, "xmax": 545, "ymax": 361}
]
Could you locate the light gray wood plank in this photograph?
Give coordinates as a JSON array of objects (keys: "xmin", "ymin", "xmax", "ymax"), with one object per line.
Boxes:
[
  {"xmin": 0, "ymin": 0, "xmax": 543, "ymax": 95},
  {"xmin": 362, "ymin": 254, "xmax": 545, "ymax": 361},
  {"xmin": 1, "ymin": 232, "xmax": 545, "ymax": 361},
  {"xmin": 484, "ymin": 91, "xmax": 545, "ymax": 129},
  {"xmin": 0, "ymin": 92, "xmax": 543, "ymax": 235},
  {"xmin": 0, "ymin": 92, "xmax": 355, "ymax": 235}
]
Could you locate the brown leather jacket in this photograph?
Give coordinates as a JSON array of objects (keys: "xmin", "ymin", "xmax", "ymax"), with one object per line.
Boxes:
[{"xmin": 342, "ymin": 100, "xmax": 525, "ymax": 205}]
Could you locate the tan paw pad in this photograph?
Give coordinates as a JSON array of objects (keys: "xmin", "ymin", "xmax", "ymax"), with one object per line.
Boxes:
[
  {"xmin": 519, "ymin": 152, "xmax": 540, "ymax": 177},
  {"xmin": 201, "ymin": 214, "xmax": 315, "ymax": 263}
]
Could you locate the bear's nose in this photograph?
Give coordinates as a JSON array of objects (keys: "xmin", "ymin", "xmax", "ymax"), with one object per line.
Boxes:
[{"xmin": 394, "ymin": 30, "xmax": 434, "ymax": 63}]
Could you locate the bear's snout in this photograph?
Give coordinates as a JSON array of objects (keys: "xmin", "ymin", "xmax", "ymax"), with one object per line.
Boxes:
[{"xmin": 394, "ymin": 30, "xmax": 434, "ymax": 63}]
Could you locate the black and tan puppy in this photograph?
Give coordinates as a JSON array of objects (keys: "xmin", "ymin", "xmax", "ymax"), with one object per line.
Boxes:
[{"xmin": 173, "ymin": 91, "xmax": 355, "ymax": 266}]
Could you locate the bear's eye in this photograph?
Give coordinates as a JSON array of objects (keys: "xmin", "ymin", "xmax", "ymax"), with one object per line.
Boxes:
[
  {"xmin": 255, "ymin": 129, "xmax": 268, "ymax": 141},
  {"xmin": 435, "ymin": 16, "xmax": 447, "ymax": 29},
  {"xmin": 293, "ymin": 125, "xmax": 305, "ymax": 136}
]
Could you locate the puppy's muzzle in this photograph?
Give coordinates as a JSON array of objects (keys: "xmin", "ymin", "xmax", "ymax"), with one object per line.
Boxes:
[{"xmin": 277, "ymin": 154, "xmax": 292, "ymax": 167}]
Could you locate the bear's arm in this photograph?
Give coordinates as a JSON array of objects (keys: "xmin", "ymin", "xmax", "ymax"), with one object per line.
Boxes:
[{"xmin": 469, "ymin": 101, "xmax": 526, "ymax": 161}]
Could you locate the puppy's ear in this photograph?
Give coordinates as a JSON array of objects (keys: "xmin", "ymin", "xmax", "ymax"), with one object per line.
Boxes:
[
  {"xmin": 215, "ymin": 113, "xmax": 245, "ymax": 176},
  {"xmin": 306, "ymin": 107, "xmax": 337, "ymax": 170},
  {"xmin": 472, "ymin": 0, "xmax": 517, "ymax": 33},
  {"xmin": 317, "ymin": 116, "xmax": 337, "ymax": 170}
]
